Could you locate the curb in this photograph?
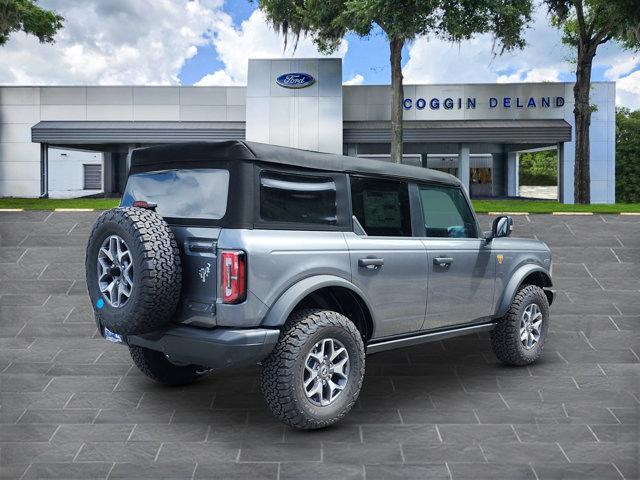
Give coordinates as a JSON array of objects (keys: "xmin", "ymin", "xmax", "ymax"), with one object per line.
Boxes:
[
  {"xmin": 552, "ymin": 212, "xmax": 593, "ymax": 216},
  {"xmin": 0, "ymin": 208, "xmax": 24, "ymax": 212},
  {"xmin": 620, "ymin": 212, "xmax": 640, "ymax": 216},
  {"xmin": 54, "ymin": 208, "xmax": 95, "ymax": 212},
  {"xmin": 487, "ymin": 212, "xmax": 529, "ymax": 215}
]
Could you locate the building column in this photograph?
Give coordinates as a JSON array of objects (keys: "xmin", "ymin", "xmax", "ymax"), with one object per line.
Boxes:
[
  {"xmin": 457, "ymin": 143, "xmax": 470, "ymax": 192},
  {"xmin": 103, "ymin": 152, "xmax": 115, "ymax": 195},
  {"xmin": 40, "ymin": 143, "xmax": 49, "ymax": 198},
  {"xmin": 507, "ymin": 151, "xmax": 519, "ymax": 197},
  {"xmin": 557, "ymin": 142, "xmax": 565, "ymax": 203}
]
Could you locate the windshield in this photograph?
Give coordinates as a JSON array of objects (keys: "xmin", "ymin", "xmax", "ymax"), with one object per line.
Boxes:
[{"xmin": 122, "ymin": 168, "xmax": 229, "ymax": 220}]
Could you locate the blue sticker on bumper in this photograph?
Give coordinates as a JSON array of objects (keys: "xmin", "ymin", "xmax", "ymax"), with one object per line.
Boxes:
[{"xmin": 103, "ymin": 327, "xmax": 123, "ymax": 343}]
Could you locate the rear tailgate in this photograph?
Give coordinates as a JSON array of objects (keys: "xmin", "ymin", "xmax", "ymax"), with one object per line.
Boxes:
[{"xmin": 170, "ymin": 226, "xmax": 220, "ymax": 327}]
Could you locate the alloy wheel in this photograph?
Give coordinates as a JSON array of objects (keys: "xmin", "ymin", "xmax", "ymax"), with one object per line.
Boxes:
[
  {"xmin": 303, "ymin": 338, "xmax": 350, "ymax": 407},
  {"xmin": 520, "ymin": 303, "xmax": 542, "ymax": 350},
  {"xmin": 97, "ymin": 235, "xmax": 134, "ymax": 307}
]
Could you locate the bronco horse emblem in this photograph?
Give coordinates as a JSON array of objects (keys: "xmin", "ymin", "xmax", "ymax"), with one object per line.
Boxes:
[{"xmin": 198, "ymin": 263, "xmax": 211, "ymax": 283}]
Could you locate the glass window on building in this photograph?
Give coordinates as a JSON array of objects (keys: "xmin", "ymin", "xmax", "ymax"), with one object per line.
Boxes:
[{"xmin": 350, "ymin": 177, "xmax": 412, "ymax": 237}]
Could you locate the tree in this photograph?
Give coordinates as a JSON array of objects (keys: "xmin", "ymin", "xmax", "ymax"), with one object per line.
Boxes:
[
  {"xmin": 544, "ymin": 0, "xmax": 640, "ymax": 203},
  {"xmin": 519, "ymin": 150, "xmax": 558, "ymax": 186},
  {"xmin": 615, "ymin": 107, "xmax": 640, "ymax": 203},
  {"xmin": 0, "ymin": 0, "xmax": 64, "ymax": 46},
  {"xmin": 258, "ymin": 0, "xmax": 532, "ymax": 163}
]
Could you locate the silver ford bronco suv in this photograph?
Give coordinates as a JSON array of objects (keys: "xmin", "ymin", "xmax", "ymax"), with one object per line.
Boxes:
[{"xmin": 86, "ymin": 141, "xmax": 554, "ymax": 429}]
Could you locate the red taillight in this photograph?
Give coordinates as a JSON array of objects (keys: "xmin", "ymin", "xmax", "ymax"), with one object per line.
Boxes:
[
  {"xmin": 132, "ymin": 201, "xmax": 157, "ymax": 210},
  {"xmin": 221, "ymin": 250, "xmax": 246, "ymax": 304}
]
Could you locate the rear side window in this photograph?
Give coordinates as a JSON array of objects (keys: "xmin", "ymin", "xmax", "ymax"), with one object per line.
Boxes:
[
  {"xmin": 419, "ymin": 185, "xmax": 477, "ymax": 238},
  {"xmin": 260, "ymin": 171, "xmax": 337, "ymax": 225},
  {"xmin": 122, "ymin": 168, "xmax": 229, "ymax": 219},
  {"xmin": 350, "ymin": 177, "xmax": 411, "ymax": 237}
]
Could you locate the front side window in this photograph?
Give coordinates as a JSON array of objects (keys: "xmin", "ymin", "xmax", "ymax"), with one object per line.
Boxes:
[
  {"xmin": 122, "ymin": 168, "xmax": 229, "ymax": 220},
  {"xmin": 419, "ymin": 185, "xmax": 477, "ymax": 238},
  {"xmin": 260, "ymin": 171, "xmax": 337, "ymax": 225},
  {"xmin": 350, "ymin": 177, "xmax": 412, "ymax": 237}
]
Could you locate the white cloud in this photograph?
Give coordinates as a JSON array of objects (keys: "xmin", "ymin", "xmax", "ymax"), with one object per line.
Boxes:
[
  {"xmin": 195, "ymin": 70, "xmax": 236, "ymax": 86},
  {"xmin": 402, "ymin": 5, "xmax": 639, "ymax": 108},
  {"xmin": 196, "ymin": 9, "xmax": 348, "ymax": 86},
  {"xmin": 403, "ymin": 8, "xmax": 571, "ymax": 85},
  {"xmin": 343, "ymin": 74, "xmax": 364, "ymax": 85},
  {"xmin": 0, "ymin": 0, "xmax": 223, "ymax": 85},
  {"xmin": 497, "ymin": 67, "xmax": 561, "ymax": 83},
  {"xmin": 604, "ymin": 54, "xmax": 639, "ymax": 81},
  {"xmin": 616, "ymin": 70, "xmax": 640, "ymax": 110}
]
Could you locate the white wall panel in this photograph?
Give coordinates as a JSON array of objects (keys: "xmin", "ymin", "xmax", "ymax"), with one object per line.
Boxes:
[
  {"xmin": 0, "ymin": 124, "xmax": 33, "ymax": 143},
  {"xmin": 180, "ymin": 105, "xmax": 227, "ymax": 121},
  {"xmin": 41, "ymin": 87, "xmax": 87, "ymax": 105},
  {"xmin": 180, "ymin": 87, "xmax": 227, "ymax": 105},
  {"xmin": 86, "ymin": 87, "xmax": 133, "ymax": 105},
  {"xmin": 133, "ymin": 87, "xmax": 179, "ymax": 105},
  {"xmin": 0, "ymin": 105, "xmax": 40, "ymax": 124},
  {"xmin": 0, "ymin": 161, "xmax": 41, "ymax": 181},
  {"xmin": 246, "ymin": 58, "xmax": 342, "ymax": 154},
  {"xmin": 86, "ymin": 105, "xmax": 134, "ymax": 121},
  {"xmin": 0, "ymin": 180, "xmax": 40, "ymax": 197},
  {"xmin": 226, "ymin": 87, "xmax": 246, "ymax": 106},
  {"xmin": 133, "ymin": 105, "xmax": 179, "ymax": 121},
  {"xmin": 0, "ymin": 87, "xmax": 40, "ymax": 105},
  {"xmin": 41, "ymin": 105, "xmax": 86, "ymax": 121}
]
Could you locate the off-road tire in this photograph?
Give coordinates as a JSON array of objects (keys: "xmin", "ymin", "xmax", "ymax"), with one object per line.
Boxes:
[
  {"xmin": 86, "ymin": 207, "xmax": 181, "ymax": 335},
  {"xmin": 260, "ymin": 309, "xmax": 365, "ymax": 429},
  {"xmin": 130, "ymin": 346, "xmax": 206, "ymax": 386},
  {"xmin": 491, "ymin": 284, "xmax": 549, "ymax": 366}
]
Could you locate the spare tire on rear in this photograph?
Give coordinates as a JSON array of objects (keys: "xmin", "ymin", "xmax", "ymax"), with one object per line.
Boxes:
[{"xmin": 85, "ymin": 207, "xmax": 182, "ymax": 335}]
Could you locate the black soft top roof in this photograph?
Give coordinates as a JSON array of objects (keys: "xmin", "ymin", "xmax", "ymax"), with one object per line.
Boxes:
[{"xmin": 129, "ymin": 140, "xmax": 460, "ymax": 186}]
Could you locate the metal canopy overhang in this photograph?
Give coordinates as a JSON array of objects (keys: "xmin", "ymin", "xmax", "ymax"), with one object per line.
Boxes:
[
  {"xmin": 32, "ymin": 119, "xmax": 572, "ymax": 146},
  {"xmin": 344, "ymin": 119, "xmax": 572, "ymax": 144},
  {"xmin": 31, "ymin": 121, "xmax": 246, "ymax": 144}
]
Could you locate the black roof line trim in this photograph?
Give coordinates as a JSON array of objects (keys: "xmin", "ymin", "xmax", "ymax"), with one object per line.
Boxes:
[{"xmin": 129, "ymin": 140, "xmax": 461, "ymax": 187}]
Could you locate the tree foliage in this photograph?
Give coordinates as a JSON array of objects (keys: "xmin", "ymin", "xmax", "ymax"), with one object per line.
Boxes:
[
  {"xmin": 544, "ymin": 0, "xmax": 640, "ymax": 203},
  {"xmin": 0, "ymin": 0, "xmax": 64, "ymax": 46},
  {"xmin": 616, "ymin": 107, "xmax": 640, "ymax": 203},
  {"xmin": 258, "ymin": 0, "xmax": 532, "ymax": 163},
  {"xmin": 546, "ymin": 0, "xmax": 640, "ymax": 50},
  {"xmin": 519, "ymin": 150, "xmax": 558, "ymax": 186}
]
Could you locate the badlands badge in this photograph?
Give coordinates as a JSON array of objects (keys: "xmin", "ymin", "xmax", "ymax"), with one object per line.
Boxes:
[{"xmin": 496, "ymin": 254, "xmax": 504, "ymax": 264}]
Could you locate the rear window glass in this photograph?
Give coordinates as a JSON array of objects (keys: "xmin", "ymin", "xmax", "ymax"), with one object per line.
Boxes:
[
  {"xmin": 260, "ymin": 171, "xmax": 337, "ymax": 225},
  {"xmin": 122, "ymin": 169, "xmax": 229, "ymax": 219}
]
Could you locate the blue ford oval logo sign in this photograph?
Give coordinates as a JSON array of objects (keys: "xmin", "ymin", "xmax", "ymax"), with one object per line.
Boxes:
[{"xmin": 275, "ymin": 72, "xmax": 315, "ymax": 89}]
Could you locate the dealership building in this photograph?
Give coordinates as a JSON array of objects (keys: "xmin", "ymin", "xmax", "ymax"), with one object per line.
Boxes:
[{"xmin": 0, "ymin": 58, "xmax": 616, "ymax": 203}]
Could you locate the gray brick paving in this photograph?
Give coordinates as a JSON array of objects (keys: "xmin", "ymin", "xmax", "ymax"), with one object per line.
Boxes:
[{"xmin": 0, "ymin": 211, "xmax": 638, "ymax": 479}]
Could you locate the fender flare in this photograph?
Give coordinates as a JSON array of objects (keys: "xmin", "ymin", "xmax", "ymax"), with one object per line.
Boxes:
[
  {"xmin": 494, "ymin": 264, "xmax": 553, "ymax": 318},
  {"xmin": 261, "ymin": 274, "xmax": 376, "ymax": 328}
]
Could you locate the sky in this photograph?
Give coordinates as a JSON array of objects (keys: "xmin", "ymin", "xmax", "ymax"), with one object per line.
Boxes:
[{"xmin": 0, "ymin": 0, "xmax": 638, "ymax": 108}]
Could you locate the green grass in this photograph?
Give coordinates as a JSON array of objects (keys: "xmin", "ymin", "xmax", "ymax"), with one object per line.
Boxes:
[
  {"xmin": 1, "ymin": 197, "xmax": 640, "ymax": 214},
  {"xmin": 472, "ymin": 200, "xmax": 640, "ymax": 214},
  {"xmin": 0, "ymin": 197, "xmax": 120, "ymax": 210}
]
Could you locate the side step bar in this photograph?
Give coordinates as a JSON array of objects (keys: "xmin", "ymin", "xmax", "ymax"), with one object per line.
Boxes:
[{"xmin": 367, "ymin": 322, "xmax": 496, "ymax": 354}]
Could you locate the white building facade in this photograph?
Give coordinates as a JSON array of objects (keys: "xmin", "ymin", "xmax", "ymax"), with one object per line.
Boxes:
[{"xmin": 0, "ymin": 58, "xmax": 616, "ymax": 203}]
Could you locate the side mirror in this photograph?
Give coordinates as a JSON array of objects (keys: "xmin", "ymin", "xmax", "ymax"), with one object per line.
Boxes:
[{"xmin": 490, "ymin": 215, "xmax": 513, "ymax": 239}]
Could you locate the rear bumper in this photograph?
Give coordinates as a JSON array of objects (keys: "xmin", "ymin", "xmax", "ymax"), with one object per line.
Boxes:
[{"xmin": 123, "ymin": 325, "xmax": 280, "ymax": 369}]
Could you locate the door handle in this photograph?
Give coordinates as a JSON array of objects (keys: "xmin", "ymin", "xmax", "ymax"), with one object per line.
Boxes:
[
  {"xmin": 358, "ymin": 257, "xmax": 384, "ymax": 269},
  {"xmin": 433, "ymin": 256, "xmax": 454, "ymax": 267}
]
